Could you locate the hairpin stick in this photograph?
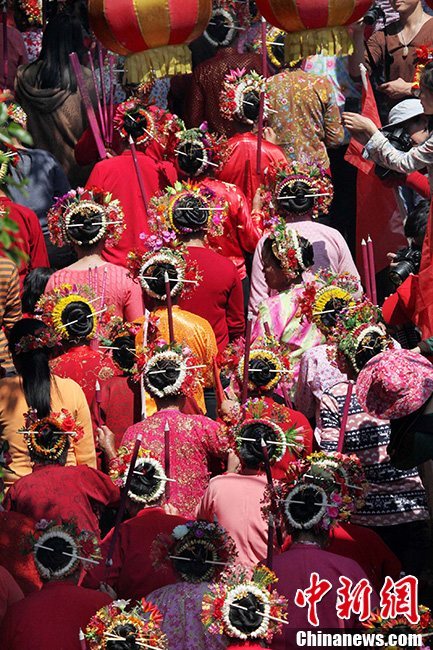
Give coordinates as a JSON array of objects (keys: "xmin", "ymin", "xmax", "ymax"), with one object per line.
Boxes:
[
  {"xmin": 276, "ymin": 193, "xmax": 331, "ymax": 200},
  {"xmin": 229, "ymin": 602, "xmax": 289, "ymax": 625},
  {"xmin": 19, "ymin": 430, "xmax": 76, "ymax": 435},
  {"xmin": 139, "ymin": 275, "xmax": 198, "ymax": 285},
  {"xmin": 173, "ymin": 149, "xmax": 219, "ymax": 167},
  {"xmin": 303, "ymin": 473, "xmax": 362, "ymax": 490},
  {"xmin": 172, "ymin": 207, "xmax": 223, "ymax": 211},
  {"xmin": 169, "ymin": 555, "xmax": 228, "ymax": 566},
  {"xmin": 34, "ymin": 543, "xmax": 100, "ymax": 564},
  {"xmin": 208, "ymin": 21, "xmax": 246, "ymax": 30},
  {"xmin": 59, "ymin": 307, "xmax": 107, "ymax": 329},
  {"xmin": 235, "ymin": 435, "xmax": 298, "ymax": 448},
  {"xmin": 247, "ymin": 368, "xmax": 291, "ymax": 374},
  {"xmin": 266, "ymin": 41, "xmax": 285, "ymax": 47},
  {"xmin": 288, "ymin": 499, "xmax": 330, "ymax": 507},
  {"xmin": 312, "ymin": 309, "xmax": 337, "ymax": 316},
  {"xmin": 242, "ymin": 99, "xmax": 277, "ymax": 114},
  {"xmin": 103, "ymin": 634, "xmax": 161, "ymax": 650},
  {"xmin": 65, "ymin": 220, "xmax": 123, "ymax": 228},
  {"xmin": 132, "ymin": 470, "xmax": 176, "ymax": 482}
]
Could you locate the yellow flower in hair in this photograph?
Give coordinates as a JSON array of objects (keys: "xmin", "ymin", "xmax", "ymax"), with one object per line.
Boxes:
[
  {"xmin": 312, "ymin": 287, "xmax": 355, "ymax": 333},
  {"xmin": 51, "ymin": 294, "xmax": 97, "ymax": 339}
]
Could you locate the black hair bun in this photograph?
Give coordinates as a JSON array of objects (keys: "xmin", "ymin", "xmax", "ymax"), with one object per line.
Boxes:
[
  {"xmin": 228, "ymin": 591, "xmax": 265, "ymax": 634},
  {"xmin": 242, "ymin": 89, "xmax": 260, "ymax": 123},
  {"xmin": 112, "ymin": 335, "xmax": 136, "ymax": 373},
  {"xmin": 239, "ymin": 421, "xmax": 279, "ymax": 467},
  {"xmin": 123, "ymin": 109, "xmax": 149, "ymax": 141},
  {"xmin": 145, "ymin": 357, "xmax": 182, "ymax": 395},
  {"xmin": 141, "ymin": 261, "xmax": 179, "ymax": 299},
  {"xmin": 176, "ymin": 140, "xmax": 206, "ymax": 176},
  {"xmin": 34, "ymin": 535, "xmax": 74, "ymax": 575},
  {"xmin": 354, "ymin": 330, "xmax": 387, "ymax": 372},
  {"xmin": 60, "ymin": 300, "xmax": 94, "ymax": 339},
  {"xmin": 129, "ymin": 460, "xmax": 161, "ymax": 500},
  {"xmin": 66, "ymin": 203, "xmax": 107, "ymax": 247},
  {"xmin": 106, "ymin": 623, "xmax": 139, "ymax": 650},
  {"xmin": 320, "ymin": 297, "xmax": 348, "ymax": 330},
  {"xmin": 248, "ymin": 356, "xmax": 277, "ymax": 388},
  {"xmin": 172, "ymin": 195, "xmax": 209, "ymax": 232},
  {"xmin": 173, "ymin": 540, "xmax": 216, "ymax": 582},
  {"xmin": 278, "ymin": 180, "xmax": 314, "ymax": 215}
]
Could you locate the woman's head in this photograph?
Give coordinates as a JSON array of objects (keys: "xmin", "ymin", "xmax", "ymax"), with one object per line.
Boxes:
[
  {"xmin": 262, "ymin": 231, "xmax": 313, "ymax": 290},
  {"xmin": 237, "ymin": 420, "xmax": 281, "ymax": 469},
  {"xmin": 220, "ymin": 68, "xmax": 268, "ymax": 127},
  {"xmin": 22, "ymin": 268, "xmax": 55, "ymax": 315},
  {"xmin": 9, "ymin": 319, "xmax": 56, "ymax": 418},
  {"xmin": 391, "ymin": 0, "xmax": 423, "ymax": 19},
  {"xmin": 420, "ymin": 62, "xmax": 433, "ymax": 115},
  {"xmin": 37, "ymin": 13, "xmax": 85, "ymax": 91}
]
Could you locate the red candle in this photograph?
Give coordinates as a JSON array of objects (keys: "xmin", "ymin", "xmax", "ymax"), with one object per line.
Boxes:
[
  {"xmin": 213, "ymin": 357, "xmax": 225, "ymax": 410},
  {"xmin": 164, "ymin": 420, "xmax": 170, "ymax": 501},
  {"xmin": 361, "ymin": 238, "xmax": 371, "ymax": 301},
  {"xmin": 129, "ymin": 135, "xmax": 149, "ymax": 212},
  {"xmin": 367, "ymin": 235, "xmax": 377, "ymax": 304},
  {"xmin": 164, "ymin": 271, "xmax": 175, "ymax": 345}
]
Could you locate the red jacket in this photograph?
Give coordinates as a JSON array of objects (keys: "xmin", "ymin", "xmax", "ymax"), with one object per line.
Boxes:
[{"xmin": 85, "ymin": 150, "xmax": 177, "ymax": 267}]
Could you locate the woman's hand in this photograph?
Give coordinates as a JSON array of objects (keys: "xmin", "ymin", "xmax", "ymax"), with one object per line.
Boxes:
[
  {"xmin": 342, "ymin": 112, "xmax": 378, "ymax": 144},
  {"xmin": 96, "ymin": 425, "xmax": 116, "ymax": 460},
  {"xmin": 378, "ymin": 78, "xmax": 413, "ymax": 100},
  {"xmin": 252, "ymin": 187, "xmax": 264, "ymax": 212},
  {"xmin": 263, "ymin": 126, "xmax": 277, "ymax": 145}
]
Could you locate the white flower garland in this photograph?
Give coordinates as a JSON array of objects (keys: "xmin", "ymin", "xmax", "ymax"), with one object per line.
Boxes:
[
  {"xmin": 127, "ymin": 456, "xmax": 167, "ymax": 504},
  {"xmin": 144, "ymin": 350, "xmax": 187, "ymax": 398},
  {"xmin": 63, "ymin": 200, "xmax": 107, "ymax": 246},
  {"xmin": 175, "ymin": 137, "xmax": 209, "ymax": 177},
  {"xmin": 138, "ymin": 252, "xmax": 185, "ymax": 299},
  {"xmin": 284, "ymin": 483, "xmax": 328, "ymax": 530},
  {"xmin": 237, "ymin": 417, "xmax": 287, "ymax": 462},
  {"xmin": 352, "ymin": 325, "xmax": 388, "ymax": 373},
  {"xmin": 34, "ymin": 529, "xmax": 79, "ymax": 579},
  {"xmin": 222, "ymin": 584, "xmax": 271, "ymax": 639},
  {"xmin": 204, "ymin": 8, "xmax": 236, "ymax": 48}
]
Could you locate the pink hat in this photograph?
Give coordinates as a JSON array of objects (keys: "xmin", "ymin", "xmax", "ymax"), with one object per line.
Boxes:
[{"xmin": 356, "ymin": 349, "xmax": 433, "ymax": 420}]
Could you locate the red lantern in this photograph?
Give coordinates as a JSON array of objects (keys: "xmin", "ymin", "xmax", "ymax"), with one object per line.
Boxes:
[
  {"xmin": 255, "ymin": 0, "xmax": 374, "ymax": 63},
  {"xmin": 88, "ymin": 0, "xmax": 212, "ymax": 82}
]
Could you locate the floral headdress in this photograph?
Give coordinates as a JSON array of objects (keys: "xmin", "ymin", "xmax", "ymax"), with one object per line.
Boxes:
[
  {"xmin": 413, "ymin": 46, "xmax": 433, "ymax": 90},
  {"xmin": 109, "ymin": 444, "xmax": 167, "ymax": 505},
  {"xmin": 100, "ymin": 317, "xmax": 143, "ymax": 378},
  {"xmin": 114, "ymin": 99, "xmax": 178, "ymax": 150},
  {"xmin": 148, "ymin": 180, "xmax": 226, "ymax": 240},
  {"xmin": 263, "ymin": 451, "xmax": 367, "ymax": 535},
  {"xmin": 269, "ymin": 221, "xmax": 310, "ymax": 279},
  {"xmin": 297, "ymin": 270, "xmax": 360, "ymax": 335},
  {"xmin": 6, "ymin": 101, "xmax": 27, "ymax": 130},
  {"xmin": 231, "ymin": 397, "xmax": 305, "ymax": 465},
  {"xmin": 363, "ymin": 605, "xmax": 433, "ymax": 649},
  {"xmin": 36, "ymin": 283, "xmax": 113, "ymax": 341},
  {"xmin": 152, "ymin": 520, "xmax": 238, "ymax": 584},
  {"xmin": 142, "ymin": 341, "xmax": 204, "ymax": 399},
  {"xmin": 221, "ymin": 334, "xmax": 293, "ymax": 395},
  {"xmin": 85, "ymin": 598, "xmax": 167, "ymax": 650},
  {"xmin": 328, "ymin": 300, "xmax": 394, "ymax": 375},
  {"xmin": 19, "ymin": 407, "xmax": 85, "ymax": 463},
  {"xmin": 47, "ymin": 186, "xmax": 125, "ymax": 248},
  {"xmin": 13, "ymin": 327, "xmax": 60, "ymax": 355},
  {"xmin": 127, "ymin": 244, "xmax": 201, "ymax": 301},
  {"xmin": 202, "ymin": 564, "xmax": 288, "ymax": 643},
  {"xmin": 220, "ymin": 67, "xmax": 269, "ymax": 125},
  {"xmin": 17, "ymin": 0, "xmax": 43, "ymax": 27},
  {"xmin": 263, "ymin": 160, "xmax": 333, "ymax": 222},
  {"xmin": 22, "ymin": 518, "xmax": 101, "ymax": 580},
  {"xmin": 166, "ymin": 121, "xmax": 227, "ymax": 177},
  {"xmin": 203, "ymin": 0, "xmax": 250, "ymax": 48}
]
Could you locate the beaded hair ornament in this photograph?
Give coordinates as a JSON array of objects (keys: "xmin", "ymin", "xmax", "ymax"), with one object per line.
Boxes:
[
  {"xmin": 363, "ymin": 605, "xmax": 433, "ymax": 650},
  {"xmin": 114, "ymin": 98, "xmax": 178, "ymax": 150},
  {"xmin": 152, "ymin": 520, "xmax": 237, "ymax": 584},
  {"xmin": 127, "ymin": 241, "xmax": 201, "ymax": 301},
  {"xmin": 221, "ymin": 334, "xmax": 293, "ymax": 395},
  {"xmin": 36, "ymin": 283, "xmax": 106, "ymax": 341},
  {"xmin": 22, "ymin": 518, "xmax": 101, "ymax": 581},
  {"xmin": 19, "ymin": 407, "xmax": 85, "ymax": 464},
  {"xmin": 85, "ymin": 598, "xmax": 167, "ymax": 650},
  {"xmin": 263, "ymin": 451, "xmax": 367, "ymax": 535},
  {"xmin": 148, "ymin": 180, "xmax": 225, "ymax": 239},
  {"xmin": 263, "ymin": 160, "xmax": 334, "ymax": 223},
  {"xmin": 6, "ymin": 100, "xmax": 27, "ymax": 130},
  {"xmin": 202, "ymin": 565, "xmax": 288, "ymax": 643},
  {"xmin": 298, "ymin": 270, "xmax": 360, "ymax": 335},
  {"xmin": 47, "ymin": 187, "xmax": 125, "ymax": 248},
  {"xmin": 220, "ymin": 67, "xmax": 269, "ymax": 125},
  {"xmin": 110, "ymin": 444, "xmax": 168, "ymax": 505},
  {"xmin": 166, "ymin": 121, "xmax": 227, "ymax": 177},
  {"xmin": 328, "ymin": 300, "xmax": 394, "ymax": 375},
  {"xmin": 231, "ymin": 397, "xmax": 305, "ymax": 466},
  {"xmin": 142, "ymin": 341, "xmax": 204, "ymax": 400},
  {"xmin": 269, "ymin": 221, "xmax": 310, "ymax": 280}
]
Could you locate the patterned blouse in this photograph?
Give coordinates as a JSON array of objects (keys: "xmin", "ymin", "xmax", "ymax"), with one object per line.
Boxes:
[
  {"xmin": 318, "ymin": 381, "xmax": 429, "ymax": 527},
  {"xmin": 122, "ymin": 410, "xmax": 229, "ymax": 518},
  {"xmin": 266, "ymin": 68, "xmax": 344, "ymax": 170}
]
